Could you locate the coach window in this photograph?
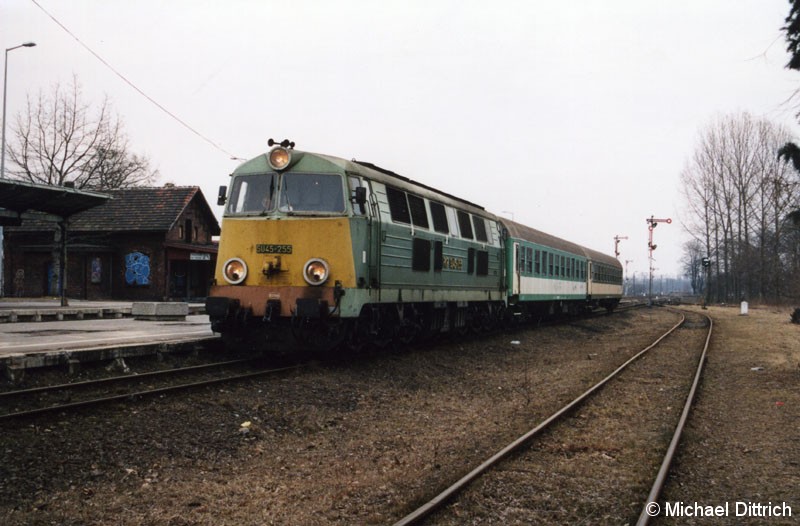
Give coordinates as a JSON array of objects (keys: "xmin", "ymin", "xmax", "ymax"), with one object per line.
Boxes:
[
  {"xmin": 525, "ymin": 247, "xmax": 533, "ymax": 273},
  {"xmin": 407, "ymin": 194, "xmax": 429, "ymax": 229},
  {"xmin": 548, "ymin": 253, "xmax": 554, "ymax": 276},
  {"xmin": 386, "ymin": 186, "xmax": 411, "ymax": 224},
  {"xmin": 457, "ymin": 211, "xmax": 474, "ymax": 239},
  {"xmin": 534, "ymin": 250, "xmax": 541, "ymax": 275},
  {"xmin": 430, "ymin": 201, "xmax": 449, "ymax": 234}
]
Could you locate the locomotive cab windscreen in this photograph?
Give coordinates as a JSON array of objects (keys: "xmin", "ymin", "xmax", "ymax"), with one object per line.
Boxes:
[{"xmin": 225, "ymin": 172, "xmax": 346, "ymax": 216}]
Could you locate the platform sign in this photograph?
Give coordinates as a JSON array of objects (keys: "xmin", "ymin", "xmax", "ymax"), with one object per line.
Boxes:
[{"xmin": 190, "ymin": 253, "xmax": 211, "ymax": 261}]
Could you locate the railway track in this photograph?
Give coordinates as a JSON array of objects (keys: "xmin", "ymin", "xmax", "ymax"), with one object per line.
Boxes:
[
  {"xmin": 0, "ymin": 358, "xmax": 303, "ymax": 421},
  {"xmin": 0, "ymin": 303, "xmax": 645, "ymax": 423},
  {"xmin": 393, "ymin": 308, "xmax": 712, "ymax": 525}
]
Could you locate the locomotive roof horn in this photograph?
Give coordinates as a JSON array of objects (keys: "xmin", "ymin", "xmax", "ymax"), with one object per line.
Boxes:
[{"xmin": 268, "ymin": 138, "xmax": 295, "ymax": 149}]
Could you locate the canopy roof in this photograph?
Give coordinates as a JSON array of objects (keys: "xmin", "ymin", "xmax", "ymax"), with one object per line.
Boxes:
[{"xmin": 0, "ymin": 179, "xmax": 110, "ymax": 225}]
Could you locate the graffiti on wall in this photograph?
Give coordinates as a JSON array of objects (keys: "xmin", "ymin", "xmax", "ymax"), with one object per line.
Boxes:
[
  {"xmin": 125, "ymin": 252, "xmax": 150, "ymax": 286},
  {"xmin": 91, "ymin": 257, "xmax": 102, "ymax": 284}
]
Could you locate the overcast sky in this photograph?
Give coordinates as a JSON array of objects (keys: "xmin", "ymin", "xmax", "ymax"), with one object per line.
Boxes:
[{"xmin": 3, "ymin": 0, "xmax": 799, "ymax": 280}]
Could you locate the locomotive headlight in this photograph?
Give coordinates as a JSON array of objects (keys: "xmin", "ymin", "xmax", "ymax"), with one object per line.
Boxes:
[
  {"xmin": 303, "ymin": 258, "xmax": 330, "ymax": 286},
  {"xmin": 223, "ymin": 258, "xmax": 248, "ymax": 285},
  {"xmin": 268, "ymin": 147, "xmax": 291, "ymax": 170}
]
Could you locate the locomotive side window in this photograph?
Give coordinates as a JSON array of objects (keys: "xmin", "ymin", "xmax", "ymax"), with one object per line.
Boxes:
[
  {"xmin": 457, "ymin": 211, "xmax": 473, "ymax": 239},
  {"xmin": 476, "ymin": 250, "xmax": 489, "ymax": 276},
  {"xmin": 429, "ymin": 201, "xmax": 449, "ymax": 234},
  {"xmin": 412, "ymin": 238, "xmax": 431, "ymax": 271},
  {"xmin": 386, "ymin": 186, "xmax": 411, "ymax": 224},
  {"xmin": 227, "ymin": 173, "xmax": 277, "ymax": 214},
  {"xmin": 279, "ymin": 173, "xmax": 345, "ymax": 213},
  {"xmin": 407, "ymin": 194, "xmax": 429, "ymax": 229},
  {"xmin": 473, "ymin": 216, "xmax": 488, "ymax": 243},
  {"xmin": 348, "ymin": 176, "xmax": 370, "ymax": 216}
]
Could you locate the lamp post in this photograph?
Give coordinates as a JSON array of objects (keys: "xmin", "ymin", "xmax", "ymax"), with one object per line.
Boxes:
[
  {"xmin": 1, "ymin": 41, "xmax": 36, "ymax": 297},
  {"xmin": 2, "ymin": 42, "xmax": 36, "ymax": 179}
]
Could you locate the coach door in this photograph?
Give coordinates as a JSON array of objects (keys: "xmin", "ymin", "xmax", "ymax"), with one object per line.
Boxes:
[
  {"xmin": 586, "ymin": 261, "xmax": 593, "ymax": 297},
  {"xmin": 512, "ymin": 242, "xmax": 521, "ymax": 295}
]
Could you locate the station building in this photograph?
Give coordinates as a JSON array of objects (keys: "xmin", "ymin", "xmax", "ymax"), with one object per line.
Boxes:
[{"xmin": 3, "ymin": 185, "xmax": 220, "ymax": 301}]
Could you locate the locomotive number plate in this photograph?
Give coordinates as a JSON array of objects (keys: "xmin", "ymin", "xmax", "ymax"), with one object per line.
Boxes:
[
  {"xmin": 442, "ymin": 256, "xmax": 463, "ymax": 270},
  {"xmin": 256, "ymin": 244, "xmax": 293, "ymax": 254}
]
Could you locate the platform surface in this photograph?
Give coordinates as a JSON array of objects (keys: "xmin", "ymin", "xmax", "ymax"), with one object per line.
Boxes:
[
  {"xmin": 0, "ymin": 314, "xmax": 215, "ymax": 356},
  {"xmin": 0, "ymin": 299, "xmax": 217, "ymax": 374}
]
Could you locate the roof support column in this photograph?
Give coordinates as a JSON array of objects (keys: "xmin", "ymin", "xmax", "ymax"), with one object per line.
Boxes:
[{"xmin": 59, "ymin": 220, "xmax": 68, "ymax": 307}]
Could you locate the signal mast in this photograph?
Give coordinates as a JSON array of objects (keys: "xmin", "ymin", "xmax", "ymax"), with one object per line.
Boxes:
[{"xmin": 646, "ymin": 215, "xmax": 671, "ymax": 304}]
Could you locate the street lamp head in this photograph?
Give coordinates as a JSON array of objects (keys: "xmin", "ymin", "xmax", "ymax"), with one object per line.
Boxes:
[{"xmin": 22, "ymin": 42, "xmax": 36, "ymax": 48}]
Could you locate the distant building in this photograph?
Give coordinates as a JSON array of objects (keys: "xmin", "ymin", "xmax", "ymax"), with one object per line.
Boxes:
[{"xmin": 3, "ymin": 185, "xmax": 220, "ymax": 301}]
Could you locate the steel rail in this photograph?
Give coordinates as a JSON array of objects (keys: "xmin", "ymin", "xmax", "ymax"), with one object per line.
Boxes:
[
  {"xmin": 0, "ymin": 358, "xmax": 256, "ymax": 399},
  {"xmin": 0, "ymin": 364, "xmax": 301, "ymax": 422},
  {"xmin": 393, "ymin": 311, "xmax": 686, "ymax": 526},
  {"xmin": 635, "ymin": 310, "xmax": 713, "ymax": 526}
]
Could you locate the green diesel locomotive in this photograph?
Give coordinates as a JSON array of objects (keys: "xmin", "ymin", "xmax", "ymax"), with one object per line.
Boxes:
[{"xmin": 206, "ymin": 142, "xmax": 622, "ymax": 352}]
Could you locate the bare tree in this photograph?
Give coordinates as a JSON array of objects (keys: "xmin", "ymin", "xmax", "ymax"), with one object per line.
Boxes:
[
  {"xmin": 681, "ymin": 239, "xmax": 705, "ymax": 295},
  {"xmin": 681, "ymin": 113, "xmax": 798, "ymax": 303},
  {"xmin": 5, "ymin": 77, "xmax": 158, "ymax": 296},
  {"xmin": 6, "ymin": 76, "xmax": 157, "ymax": 190}
]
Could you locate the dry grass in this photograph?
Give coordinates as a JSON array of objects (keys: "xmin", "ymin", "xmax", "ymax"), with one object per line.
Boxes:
[{"xmin": 659, "ymin": 305, "xmax": 800, "ymax": 525}]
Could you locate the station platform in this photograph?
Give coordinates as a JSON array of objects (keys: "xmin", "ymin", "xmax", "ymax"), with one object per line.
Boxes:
[
  {"xmin": 0, "ymin": 298, "xmax": 205, "ymax": 322},
  {"xmin": 0, "ymin": 298, "xmax": 218, "ymax": 377}
]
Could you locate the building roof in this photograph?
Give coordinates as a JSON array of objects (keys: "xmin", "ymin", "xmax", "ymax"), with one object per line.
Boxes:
[
  {"xmin": 69, "ymin": 186, "xmax": 220, "ymax": 234},
  {"xmin": 0, "ymin": 178, "xmax": 110, "ymax": 225},
  {"xmin": 5, "ymin": 185, "xmax": 220, "ymax": 234}
]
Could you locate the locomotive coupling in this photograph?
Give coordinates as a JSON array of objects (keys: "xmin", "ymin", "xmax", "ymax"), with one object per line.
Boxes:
[{"xmin": 262, "ymin": 256, "xmax": 285, "ymax": 278}]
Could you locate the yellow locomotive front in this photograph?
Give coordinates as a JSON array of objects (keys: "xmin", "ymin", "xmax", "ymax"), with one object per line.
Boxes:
[{"xmin": 206, "ymin": 143, "xmax": 363, "ymax": 351}]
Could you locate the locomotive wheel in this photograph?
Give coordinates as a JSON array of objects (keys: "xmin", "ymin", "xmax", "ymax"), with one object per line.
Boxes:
[
  {"xmin": 396, "ymin": 318, "xmax": 419, "ymax": 346},
  {"xmin": 292, "ymin": 317, "xmax": 347, "ymax": 353},
  {"xmin": 346, "ymin": 318, "xmax": 370, "ymax": 353}
]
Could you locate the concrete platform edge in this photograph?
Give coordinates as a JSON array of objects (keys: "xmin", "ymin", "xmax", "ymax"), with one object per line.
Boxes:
[{"xmin": 1, "ymin": 335, "xmax": 222, "ymax": 373}]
